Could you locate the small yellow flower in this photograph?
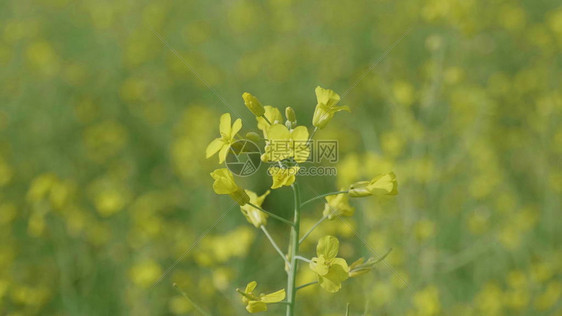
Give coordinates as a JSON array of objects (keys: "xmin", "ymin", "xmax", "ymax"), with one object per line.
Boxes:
[
  {"xmin": 206, "ymin": 113, "xmax": 243, "ymax": 163},
  {"xmin": 312, "ymin": 86, "xmax": 350, "ymax": 129},
  {"xmin": 256, "ymin": 106, "xmax": 283, "ymax": 136},
  {"xmin": 243, "ymin": 92, "xmax": 265, "ymax": 117},
  {"xmin": 237, "ymin": 281, "xmax": 286, "ymax": 313},
  {"xmin": 240, "ymin": 189, "xmax": 271, "ymax": 227},
  {"xmin": 323, "ymin": 192, "xmax": 354, "ymax": 220},
  {"xmin": 349, "ymin": 172, "xmax": 398, "ymax": 197},
  {"xmin": 309, "ymin": 236, "xmax": 349, "ymax": 293},
  {"xmin": 210, "ymin": 168, "xmax": 249, "ymax": 205},
  {"xmin": 268, "ymin": 165, "xmax": 299, "ymax": 189},
  {"xmin": 262, "ymin": 124, "xmax": 310, "ymax": 163}
]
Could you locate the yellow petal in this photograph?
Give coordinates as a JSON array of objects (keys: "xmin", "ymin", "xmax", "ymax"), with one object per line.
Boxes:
[
  {"xmin": 317, "ymin": 235, "xmax": 339, "ymax": 260},
  {"xmin": 310, "ymin": 256, "xmax": 329, "ymax": 276},
  {"xmin": 245, "ymin": 281, "xmax": 258, "ymax": 293},
  {"xmin": 266, "ymin": 124, "xmax": 290, "ymax": 141},
  {"xmin": 368, "ymin": 172, "xmax": 398, "ymax": 195},
  {"xmin": 260, "ymin": 289, "xmax": 285, "ymax": 303},
  {"xmin": 231, "ymin": 118, "xmax": 243, "ymax": 139},
  {"xmin": 246, "ymin": 301, "xmax": 267, "ymax": 313},
  {"xmin": 211, "ymin": 168, "xmax": 238, "ymax": 194},
  {"xmin": 318, "ymin": 260, "xmax": 349, "ymax": 293},
  {"xmin": 206, "ymin": 138, "xmax": 225, "ymax": 158},
  {"xmin": 219, "ymin": 113, "xmax": 231, "ymax": 138},
  {"xmin": 290, "ymin": 126, "xmax": 309, "ymax": 142},
  {"xmin": 315, "ymin": 86, "xmax": 341, "ymax": 107},
  {"xmin": 218, "ymin": 144, "xmax": 230, "ymax": 164}
]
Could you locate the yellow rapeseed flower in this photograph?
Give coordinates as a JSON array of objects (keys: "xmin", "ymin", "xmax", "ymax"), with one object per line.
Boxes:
[
  {"xmin": 349, "ymin": 172, "xmax": 398, "ymax": 197},
  {"xmin": 240, "ymin": 189, "xmax": 271, "ymax": 227},
  {"xmin": 309, "ymin": 236, "xmax": 349, "ymax": 293},
  {"xmin": 206, "ymin": 113, "xmax": 242, "ymax": 163},
  {"xmin": 210, "ymin": 168, "xmax": 249, "ymax": 205},
  {"xmin": 268, "ymin": 165, "xmax": 299, "ymax": 189},
  {"xmin": 262, "ymin": 124, "xmax": 309, "ymax": 163},
  {"xmin": 237, "ymin": 281, "xmax": 286, "ymax": 313},
  {"xmin": 323, "ymin": 192, "xmax": 354, "ymax": 220},
  {"xmin": 312, "ymin": 86, "xmax": 350, "ymax": 129}
]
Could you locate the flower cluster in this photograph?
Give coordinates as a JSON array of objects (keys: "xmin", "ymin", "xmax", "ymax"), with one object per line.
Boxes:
[{"xmin": 205, "ymin": 87, "xmax": 398, "ymax": 314}]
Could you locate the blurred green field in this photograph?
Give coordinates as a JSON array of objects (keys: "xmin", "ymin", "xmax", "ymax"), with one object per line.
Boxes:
[{"xmin": 1, "ymin": 0, "xmax": 562, "ymax": 315}]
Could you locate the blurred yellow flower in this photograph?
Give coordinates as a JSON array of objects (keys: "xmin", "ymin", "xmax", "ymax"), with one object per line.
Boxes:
[
  {"xmin": 349, "ymin": 172, "xmax": 398, "ymax": 197},
  {"xmin": 323, "ymin": 193, "xmax": 354, "ymax": 220},
  {"xmin": 237, "ymin": 281, "xmax": 285, "ymax": 313},
  {"xmin": 210, "ymin": 168, "xmax": 249, "ymax": 205},
  {"xmin": 129, "ymin": 260, "xmax": 162, "ymax": 288},
  {"xmin": 240, "ymin": 189, "xmax": 271, "ymax": 227},
  {"xmin": 309, "ymin": 236, "xmax": 349, "ymax": 293},
  {"xmin": 312, "ymin": 86, "xmax": 350, "ymax": 129},
  {"xmin": 206, "ymin": 113, "xmax": 242, "ymax": 163}
]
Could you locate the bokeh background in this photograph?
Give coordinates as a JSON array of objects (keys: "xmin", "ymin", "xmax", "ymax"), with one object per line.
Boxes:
[{"xmin": 2, "ymin": 0, "xmax": 562, "ymax": 315}]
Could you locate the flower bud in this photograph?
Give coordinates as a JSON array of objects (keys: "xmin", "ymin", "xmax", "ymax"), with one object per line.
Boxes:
[
  {"xmin": 285, "ymin": 106, "xmax": 296, "ymax": 123},
  {"xmin": 242, "ymin": 92, "xmax": 265, "ymax": 117}
]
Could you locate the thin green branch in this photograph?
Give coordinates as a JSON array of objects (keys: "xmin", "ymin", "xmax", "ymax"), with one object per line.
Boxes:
[
  {"xmin": 260, "ymin": 225, "xmax": 290, "ymax": 266},
  {"xmin": 247, "ymin": 202, "xmax": 294, "ymax": 226},
  {"xmin": 300, "ymin": 190, "xmax": 349, "ymax": 208},
  {"xmin": 295, "ymin": 256, "xmax": 311, "ymax": 263},
  {"xmin": 173, "ymin": 283, "xmax": 211, "ymax": 316},
  {"xmin": 299, "ymin": 216, "xmax": 328, "ymax": 244},
  {"xmin": 296, "ymin": 281, "xmax": 318, "ymax": 291}
]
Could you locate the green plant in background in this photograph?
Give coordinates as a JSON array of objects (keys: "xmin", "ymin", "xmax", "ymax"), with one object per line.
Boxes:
[{"xmin": 207, "ymin": 87, "xmax": 398, "ymax": 314}]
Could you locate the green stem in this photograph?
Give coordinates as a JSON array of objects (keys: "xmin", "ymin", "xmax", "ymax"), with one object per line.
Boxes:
[
  {"xmin": 299, "ymin": 216, "xmax": 327, "ymax": 244},
  {"xmin": 247, "ymin": 202, "xmax": 294, "ymax": 226},
  {"xmin": 173, "ymin": 283, "xmax": 211, "ymax": 316},
  {"xmin": 296, "ymin": 281, "xmax": 318, "ymax": 291},
  {"xmin": 286, "ymin": 183, "xmax": 301, "ymax": 316},
  {"xmin": 295, "ymin": 256, "xmax": 311, "ymax": 263},
  {"xmin": 300, "ymin": 190, "xmax": 349, "ymax": 208},
  {"xmin": 260, "ymin": 225, "xmax": 290, "ymax": 266}
]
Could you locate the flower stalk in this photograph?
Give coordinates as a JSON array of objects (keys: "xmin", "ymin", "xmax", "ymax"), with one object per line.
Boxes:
[{"xmin": 286, "ymin": 183, "xmax": 301, "ymax": 316}]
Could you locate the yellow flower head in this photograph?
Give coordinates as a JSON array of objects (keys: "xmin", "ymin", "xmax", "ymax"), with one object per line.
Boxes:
[
  {"xmin": 257, "ymin": 106, "xmax": 283, "ymax": 136},
  {"xmin": 309, "ymin": 236, "xmax": 349, "ymax": 293},
  {"xmin": 262, "ymin": 124, "xmax": 310, "ymax": 163},
  {"xmin": 312, "ymin": 86, "xmax": 350, "ymax": 129},
  {"xmin": 349, "ymin": 172, "xmax": 398, "ymax": 197},
  {"xmin": 206, "ymin": 113, "xmax": 243, "ymax": 163},
  {"xmin": 237, "ymin": 281, "xmax": 286, "ymax": 313},
  {"xmin": 210, "ymin": 168, "xmax": 249, "ymax": 205},
  {"xmin": 268, "ymin": 165, "xmax": 299, "ymax": 189},
  {"xmin": 243, "ymin": 92, "xmax": 265, "ymax": 117},
  {"xmin": 240, "ymin": 189, "xmax": 271, "ymax": 227},
  {"xmin": 323, "ymin": 192, "xmax": 354, "ymax": 220}
]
